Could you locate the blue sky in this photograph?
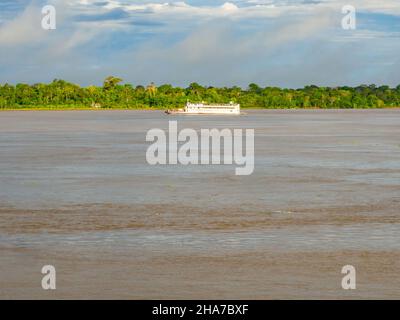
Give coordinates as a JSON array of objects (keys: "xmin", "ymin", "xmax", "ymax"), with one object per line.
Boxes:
[{"xmin": 0, "ymin": 0, "xmax": 399, "ymax": 88}]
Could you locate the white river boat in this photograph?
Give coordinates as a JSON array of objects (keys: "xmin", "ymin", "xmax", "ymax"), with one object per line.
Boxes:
[{"xmin": 166, "ymin": 102, "xmax": 241, "ymax": 115}]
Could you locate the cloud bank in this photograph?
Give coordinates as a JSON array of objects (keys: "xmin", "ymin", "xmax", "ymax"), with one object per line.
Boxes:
[{"xmin": 0, "ymin": 0, "xmax": 399, "ymax": 87}]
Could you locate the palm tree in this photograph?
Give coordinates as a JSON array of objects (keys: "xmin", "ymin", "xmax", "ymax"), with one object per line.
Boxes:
[
  {"xmin": 146, "ymin": 83, "xmax": 158, "ymax": 107},
  {"xmin": 146, "ymin": 82, "xmax": 157, "ymax": 97},
  {"xmin": 103, "ymin": 76, "xmax": 123, "ymax": 91}
]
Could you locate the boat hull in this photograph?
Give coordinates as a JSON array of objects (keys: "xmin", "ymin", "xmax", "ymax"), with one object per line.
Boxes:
[
  {"xmin": 166, "ymin": 102, "xmax": 241, "ymax": 115},
  {"xmin": 166, "ymin": 110, "xmax": 241, "ymax": 115}
]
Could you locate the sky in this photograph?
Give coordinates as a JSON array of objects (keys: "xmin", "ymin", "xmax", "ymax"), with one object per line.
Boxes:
[{"xmin": 0, "ymin": 0, "xmax": 399, "ymax": 88}]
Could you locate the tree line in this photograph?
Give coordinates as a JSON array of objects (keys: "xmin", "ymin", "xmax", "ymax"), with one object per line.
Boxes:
[{"xmin": 1, "ymin": 76, "xmax": 400, "ymax": 109}]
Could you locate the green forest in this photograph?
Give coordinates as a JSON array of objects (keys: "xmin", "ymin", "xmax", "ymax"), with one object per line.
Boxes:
[{"xmin": 1, "ymin": 76, "xmax": 400, "ymax": 109}]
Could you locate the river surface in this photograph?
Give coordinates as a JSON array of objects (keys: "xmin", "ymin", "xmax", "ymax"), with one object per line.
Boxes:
[{"xmin": 0, "ymin": 109, "xmax": 400, "ymax": 299}]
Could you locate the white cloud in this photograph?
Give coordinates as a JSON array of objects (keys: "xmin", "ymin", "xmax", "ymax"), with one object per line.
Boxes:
[
  {"xmin": 0, "ymin": 5, "xmax": 46, "ymax": 46},
  {"xmin": 0, "ymin": 0, "xmax": 399, "ymax": 86}
]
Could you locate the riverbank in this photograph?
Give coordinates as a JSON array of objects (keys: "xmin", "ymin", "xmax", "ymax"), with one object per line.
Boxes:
[
  {"xmin": 0, "ymin": 106, "xmax": 162, "ymax": 111},
  {"xmin": 1, "ymin": 106, "xmax": 400, "ymax": 111}
]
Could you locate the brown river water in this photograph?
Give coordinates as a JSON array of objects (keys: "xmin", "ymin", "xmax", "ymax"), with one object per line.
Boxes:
[{"xmin": 0, "ymin": 109, "xmax": 400, "ymax": 299}]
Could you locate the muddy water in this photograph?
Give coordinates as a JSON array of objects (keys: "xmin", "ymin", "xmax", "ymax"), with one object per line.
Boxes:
[{"xmin": 0, "ymin": 109, "xmax": 400, "ymax": 299}]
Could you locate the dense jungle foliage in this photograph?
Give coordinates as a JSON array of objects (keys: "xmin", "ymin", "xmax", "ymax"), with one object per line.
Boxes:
[{"xmin": 1, "ymin": 76, "xmax": 400, "ymax": 109}]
